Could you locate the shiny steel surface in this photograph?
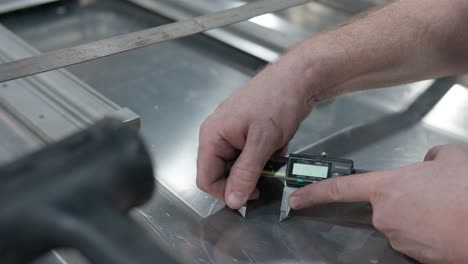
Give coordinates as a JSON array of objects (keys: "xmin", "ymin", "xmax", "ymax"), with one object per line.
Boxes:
[
  {"xmin": 0, "ymin": 0, "xmax": 312, "ymax": 83},
  {"xmin": 1, "ymin": 1, "xmax": 468, "ymax": 263}
]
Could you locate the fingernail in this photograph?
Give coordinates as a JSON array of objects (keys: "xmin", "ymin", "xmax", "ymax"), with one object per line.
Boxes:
[
  {"xmin": 227, "ymin": 191, "xmax": 246, "ymax": 209},
  {"xmin": 289, "ymin": 196, "xmax": 303, "ymax": 209}
]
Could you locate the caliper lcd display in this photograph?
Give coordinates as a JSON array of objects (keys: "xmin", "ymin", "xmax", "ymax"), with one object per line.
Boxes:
[{"xmin": 292, "ymin": 163, "xmax": 328, "ymax": 178}]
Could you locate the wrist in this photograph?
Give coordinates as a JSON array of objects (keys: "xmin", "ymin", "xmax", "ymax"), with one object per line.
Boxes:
[{"xmin": 284, "ymin": 36, "xmax": 359, "ymax": 104}]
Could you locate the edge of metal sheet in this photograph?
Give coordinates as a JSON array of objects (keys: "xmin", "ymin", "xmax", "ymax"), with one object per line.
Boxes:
[
  {"xmin": 128, "ymin": 0, "xmax": 310, "ymax": 62},
  {"xmin": 0, "ymin": 0, "xmax": 60, "ymax": 14},
  {"xmin": 0, "ymin": 24, "xmax": 140, "ymax": 144}
]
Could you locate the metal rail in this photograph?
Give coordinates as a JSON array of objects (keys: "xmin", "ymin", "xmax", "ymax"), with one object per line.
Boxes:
[{"xmin": 0, "ymin": 0, "xmax": 311, "ymax": 83}]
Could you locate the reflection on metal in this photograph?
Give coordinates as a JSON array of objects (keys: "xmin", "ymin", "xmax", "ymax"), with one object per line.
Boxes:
[
  {"xmin": 0, "ymin": 24, "xmax": 139, "ymax": 161},
  {"xmin": 424, "ymin": 84, "xmax": 468, "ymax": 139},
  {"xmin": 0, "ymin": 0, "xmax": 312, "ymax": 82},
  {"xmin": 0, "ymin": 0, "xmax": 59, "ymax": 14}
]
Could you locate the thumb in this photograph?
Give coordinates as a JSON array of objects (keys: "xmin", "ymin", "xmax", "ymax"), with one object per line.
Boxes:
[
  {"xmin": 288, "ymin": 171, "xmax": 386, "ymax": 209},
  {"xmin": 225, "ymin": 125, "xmax": 282, "ymax": 209}
]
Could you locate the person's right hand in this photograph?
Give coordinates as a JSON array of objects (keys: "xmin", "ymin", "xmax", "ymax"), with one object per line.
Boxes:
[
  {"xmin": 197, "ymin": 60, "xmax": 314, "ymax": 209},
  {"xmin": 289, "ymin": 144, "xmax": 468, "ymax": 263}
]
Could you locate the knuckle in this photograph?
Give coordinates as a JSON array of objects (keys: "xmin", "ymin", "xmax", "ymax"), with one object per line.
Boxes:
[
  {"xmin": 327, "ymin": 180, "xmax": 344, "ymax": 202},
  {"xmin": 370, "ymin": 175, "xmax": 391, "ymax": 202},
  {"xmin": 415, "ymin": 248, "xmax": 438, "ymax": 263},
  {"xmin": 249, "ymin": 126, "xmax": 270, "ymax": 144},
  {"xmin": 249, "ymin": 118, "xmax": 284, "ymax": 146},
  {"xmin": 199, "ymin": 128, "xmax": 209, "ymax": 141},
  {"xmin": 231, "ymin": 166, "xmax": 259, "ymax": 185},
  {"xmin": 196, "ymin": 176, "xmax": 210, "ymax": 193},
  {"xmin": 215, "ymin": 100, "xmax": 228, "ymax": 111},
  {"xmin": 200, "ymin": 113, "xmax": 221, "ymax": 133},
  {"xmin": 200, "ymin": 118, "xmax": 213, "ymax": 135},
  {"xmin": 372, "ymin": 212, "xmax": 386, "ymax": 233},
  {"xmin": 372, "ymin": 209, "xmax": 391, "ymax": 234},
  {"xmin": 388, "ymin": 238, "xmax": 404, "ymax": 253}
]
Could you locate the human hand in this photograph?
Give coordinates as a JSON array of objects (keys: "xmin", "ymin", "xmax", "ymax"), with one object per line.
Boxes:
[
  {"xmin": 289, "ymin": 144, "xmax": 468, "ymax": 263},
  {"xmin": 197, "ymin": 60, "xmax": 314, "ymax": 209}
]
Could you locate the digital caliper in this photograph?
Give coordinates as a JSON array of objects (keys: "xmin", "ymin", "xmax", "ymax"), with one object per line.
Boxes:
[{"xmin": 237, "ymin": 153, "xmax": 369, "ymax": 222}]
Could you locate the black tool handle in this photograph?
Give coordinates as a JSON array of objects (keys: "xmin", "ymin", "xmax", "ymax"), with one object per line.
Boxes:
[{"xmin": 0, "ymin": 118, "xmax": 178, "ymax": 264}]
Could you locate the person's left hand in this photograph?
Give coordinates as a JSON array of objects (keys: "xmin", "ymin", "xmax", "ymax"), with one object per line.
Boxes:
[{"xmin": 288, "ymin": 144, "xmax": 468, "ymax": 263}]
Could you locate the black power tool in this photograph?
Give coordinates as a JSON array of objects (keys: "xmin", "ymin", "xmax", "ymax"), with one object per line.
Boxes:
[{"xmin": 0, "ymin": 118, "xmax": 178, "ymax": 264}]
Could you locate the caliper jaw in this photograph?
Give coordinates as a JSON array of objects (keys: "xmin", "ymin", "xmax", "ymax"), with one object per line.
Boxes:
[
  {"xmin": 237, "ymin": 185, "xmax": 296, "ymax": 222},
  {"xmin": 237, "ymin": 157, "xmax": 288, "ymax": 218},
  {"xmin": 279, "ymin": 185, "xmax": 297, "ymax": 222},
  {"xmin": 238, "ymin": 205, "xmax": 247, "ymax": 218}
]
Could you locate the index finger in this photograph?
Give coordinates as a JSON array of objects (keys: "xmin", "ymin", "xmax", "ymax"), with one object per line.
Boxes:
[{"xmin": 289, "ymin": 171, "xmax": 389, "ymax": 209}]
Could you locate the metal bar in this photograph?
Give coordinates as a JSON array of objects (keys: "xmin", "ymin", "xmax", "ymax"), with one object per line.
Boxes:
[
  {"xmin": 0, "ymin": 0, "xmax": 311, "ymax": 83},
  {"xmin": 128, "ymin": 0, "xmax": 309, "ymax": 62}
]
